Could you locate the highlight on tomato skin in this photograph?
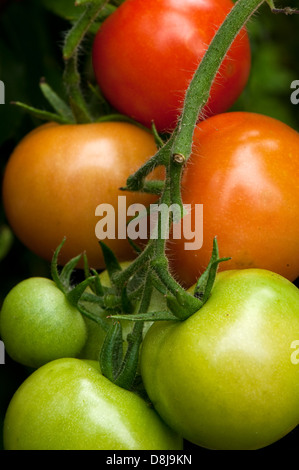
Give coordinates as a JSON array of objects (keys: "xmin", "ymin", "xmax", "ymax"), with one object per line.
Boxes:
[
  {"xmin": 167, "ymin": 111, "xmax": 299, "ymax": 287},
  {"xmin": 92, "ymin": 0, "xmax": 251, "ymax": 133}
]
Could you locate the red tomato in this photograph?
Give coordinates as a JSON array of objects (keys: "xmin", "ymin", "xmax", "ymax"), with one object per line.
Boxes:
[
  {"xmin": 167, "ymin": 112, "xmax": 299, "ymax": 287},
  {"xmin": 2, "ymin": 121, "xmax": 160, "ymax": 269},
  {"xmin": 92, "ymin": 0, "xmax": 251, "ymax": 133}
]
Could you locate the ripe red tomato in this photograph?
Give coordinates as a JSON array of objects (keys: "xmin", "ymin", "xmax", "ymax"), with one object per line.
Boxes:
[
  {"xmin": 92, "ymin": 0, "xmax": 251, "ymax": 133},
  {"xmin": 2, "ymin": 121, "xmax": 160, "ymax": 269},
  {"xmin": 167, "ymin": 112, "xmax": 299, "ymax": 287}
]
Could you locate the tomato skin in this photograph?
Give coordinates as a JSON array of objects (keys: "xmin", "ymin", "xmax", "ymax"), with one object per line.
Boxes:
[
  {"xmin": 92, "ymin": 0, "xmax": 251, "ymax": 132},
  {"xmin": 0, "ymin": 277, "xmax": 87, "ymax": 368},
  {"xmin": 3, "ymin": 358, "xmax": 183, "ymax": 450},
  {"xmin": 140, "ymin": 269, "xmax": 299, "ymax": 450},
  {"xmin": 2, "ymin": 122, "xmax": 159, "ymax": 269},
  {"xmin": 168, "ymin": 112, "xmax": 299, "ymax": 287}
]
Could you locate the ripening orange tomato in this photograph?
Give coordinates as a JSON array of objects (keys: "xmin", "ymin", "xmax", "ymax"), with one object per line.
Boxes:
[{"xmin": 2, "ymin": 121, "xmax": 160, "ymax": 268}]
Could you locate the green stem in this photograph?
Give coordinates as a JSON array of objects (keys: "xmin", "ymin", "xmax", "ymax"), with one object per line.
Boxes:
[
  {"xmin": 119, "ymin": 0, "xmax": 269, "ymax": 321},
  {"xmin": 80, "ymin": 0, "xmax": 278, "ymax": 387},
  {"xmin": 63, "ymin": 56, "xmax": 92, "ymax": 123},
  {"xmin": 112, "ymin": 271, "xmax": 153, "ymax": 390},
  {"xmin": 62, "ymin": 0, "xmax": 109, "ymax": 123},
  {"xmin": 111, "ymin": 242, "xmax": 155, "ymax": 288},
  {"xmin": 126, "ymin": 0, "xmax": 266, "ymax": 195},
  {"xmin": 126, "ymin": 133, "xmax": 175, "ymax": 191},
  {"xmin": 171, "ymin": 0, "xmax": 265, "ymax": 160},
  {"xmin": 63, "ymin": 0, "xmax": 110, "ymax": 60}
]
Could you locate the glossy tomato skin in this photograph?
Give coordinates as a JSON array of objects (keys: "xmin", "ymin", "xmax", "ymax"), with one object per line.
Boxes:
[
  {"xmin": 168, "ymin": 112, "xmax": 299, "ymax": 287},
  {"xmin": 92, "ymin": 0, "xmax": 251, "ymax": 132},
  {"xmin": 0, "ymin": 277, "xmax": 87, "ymax": 368},
  {"xmin": 140, "ymin": 269, "xmax": 299, "ymax": 450},
  {"xmin": 2, "ymin": 122, "xmax": 159, "ymax": 269},
  {"xmin": 3, "ymin": 358, "xmax": 183, "ymax": 450}
]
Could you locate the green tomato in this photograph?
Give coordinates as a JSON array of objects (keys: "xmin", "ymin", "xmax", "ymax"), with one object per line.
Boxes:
[
  {"xmin": 0, "ymin": 277, "xmax": 87, "ymax": 368},
  {"xmin": 140, "ymin": 269, "xmax": 299, "ymax": 450},
  {"xmin": 3, "ymin": 357, "xmax": 183, "ymax": 450}
]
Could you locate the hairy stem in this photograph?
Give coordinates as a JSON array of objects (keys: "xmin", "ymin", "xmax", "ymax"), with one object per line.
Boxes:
[{"xmin": 171, "ymin": 0, "xmax": 265, "ymax": 160}]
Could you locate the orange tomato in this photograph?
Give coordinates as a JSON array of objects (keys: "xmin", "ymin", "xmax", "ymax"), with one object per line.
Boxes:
[
  {"xmin": 167, "ymin": 112, "xmax": 299, "ymax": 286},
  {"xmin": 2, "ymin": 121, "xmax": 160, "ymax": 268}
]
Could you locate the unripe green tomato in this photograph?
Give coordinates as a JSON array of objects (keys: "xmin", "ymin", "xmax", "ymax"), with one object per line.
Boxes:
[
  {"xmin": 0, "ymin": 277, "xmax": 87, "ymax": 368},
  {"xmin": 140, "ymin": 269, "xmax": 299, "ymax": 450},
  {"xmin": 3, "ymin": 358, "xmax": 183, "ymax": 450}
]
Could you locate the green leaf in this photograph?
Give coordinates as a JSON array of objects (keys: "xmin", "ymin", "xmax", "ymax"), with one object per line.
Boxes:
[
  {"xmin": 100, "ymin": 321, "xmax": 124, "ymax": 382},
  {"xmin": 40, "ymin": 0, "xmax": 115, "ymax": 33},
  {"xmin": 40, "ymin": 0, "xmax": 86, "ymax": 21},
  {"xmin": 109, "ymin": 311, "xmax": 179, "ymax": 322},
  {"xmin": 121, "ymin": 285, "xmax": 135, "ymax": 314},
  {"xmin": 59, "ymin": 254, "xmax": 83, "ymax": 290},
  {"xmin": 76, "ymin": 300, "xmax": 109, "ymax": 332},
  {"xmin": 0, "ymin": 226, "xmax": 14, "ymax": 262},
  {"xmin": 99, "ymin": 241, "xmax": 122, "ymax": 285},
  {"xmin": 12, "ymin": 101, "xmax": 72, "ymax": 124},
  {"xmin": 51, "ymin": 238, "xmax": 68, "ymax": 293},
  {"xmin": 39, "ymin": 79, "xmax": 75, "ymax": 121},
  {"xmin": 66, "ymin": 276, "xmax": 96, "ymax": 307},
  {"xmin": 113, "ymin": 321, "xmax": 144, "ymax": 390},
  {"xmin": 166, "ymin": 295, "xmax": 194, "ymax": 320},
  {"xmin": 194, "ymin": 237, "xmax": 231, "ymax": 304},
  {"xmin": 89, "ymin": 268, "xmax": 105, "ymax": 296},
  {"xmin": 50, "ymin": 239, "xmax": 94, "ymax": 305}
]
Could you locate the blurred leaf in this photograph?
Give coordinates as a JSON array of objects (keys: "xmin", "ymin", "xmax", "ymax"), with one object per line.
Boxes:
[
  {"xmin": 0, "ymin": 225, "xmax": 13, "ymax": 261},
  {"xmin": 40, "ymin": 0, "xmax": 114, "ymax": 33},
  {"xmin": 0, "ymin": 0, "xmax": 67, "ymax": 145},
  {"xmin": 0, "ymin": 40, "xmax": 26, "ymax": 145},
  {"xmin": 40, "ymin": 0, "xmax": 85, "ymax": 21},
  {"xmin": 232, "ymin": 3, "xmax": 299, "ymax": 130}
]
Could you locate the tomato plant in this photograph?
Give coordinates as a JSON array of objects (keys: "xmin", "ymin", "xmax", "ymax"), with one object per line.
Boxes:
[
  {"xmin": 2, "ymin": 121, "xmax": 160, "ymax": 270},
  {"xmin": 79, "ymin": 261, "xmax": 165, "ymax": 361},
  {"xmin": 140, "ymin": 269, "xmax": 299, "ymax": 450},
  {"xmin": 92, "ymin": 0, "xmax": 251, "ymax": 132},
  {"xmin": 0, "ymin": 277, "xmax": 87, "ymax": 369},
  {"xmin": 1, "ymin": 0, "xmax": 299, "ymax": 453},
  {"xmin": 3, "ymin": 357, "xmax": 183, "ymax": 450},
  {"xmin": 168, "ymin": 111, "xmax": 299, "ymax": 287}
]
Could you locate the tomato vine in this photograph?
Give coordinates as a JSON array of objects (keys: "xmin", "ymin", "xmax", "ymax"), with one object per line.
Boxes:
[
  {"xmin": 7, "ymin": 0, "xmax": 299, "ymax": 392},
  {"xmin": 26, "ymin": 0, "xmax": 293, "ymax": 392}
]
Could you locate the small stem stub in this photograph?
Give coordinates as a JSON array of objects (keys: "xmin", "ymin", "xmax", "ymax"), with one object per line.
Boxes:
[{"xmin": 172, "ymin": 153, "xmax": 186, "ymax": 165}]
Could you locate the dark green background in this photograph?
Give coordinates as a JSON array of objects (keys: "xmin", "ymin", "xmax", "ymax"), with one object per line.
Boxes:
[{"xmin": 0, "ymin": 0, "xmax": 298, "ymax": 451}]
